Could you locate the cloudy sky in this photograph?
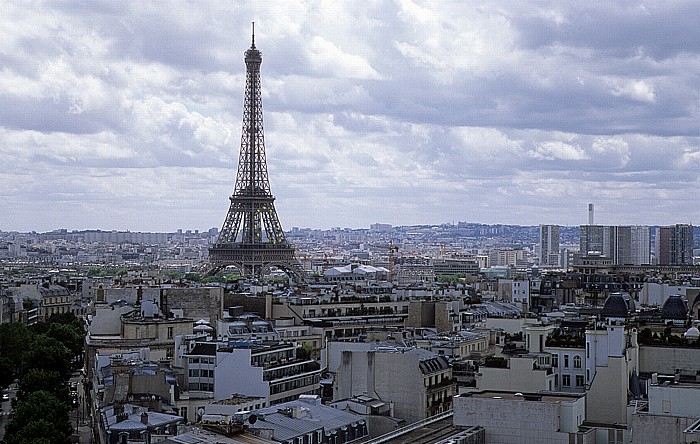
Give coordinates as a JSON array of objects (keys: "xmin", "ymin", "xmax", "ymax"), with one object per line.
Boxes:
[{"xmin": 1, "ymin": 1, "xmax": 699, "ymax": 232}]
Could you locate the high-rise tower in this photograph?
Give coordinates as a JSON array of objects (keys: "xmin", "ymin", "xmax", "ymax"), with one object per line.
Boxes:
[
  {"xmin": 539, "ymin": 224, "xmax": 560, "ymax": 267},
  {"xmin": 208, "ymin": 27, "xmax": 305, "ymax": 282}
]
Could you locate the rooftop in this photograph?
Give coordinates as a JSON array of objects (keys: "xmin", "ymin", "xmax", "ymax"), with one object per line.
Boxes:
[{"xmin": 459, "ymin": 390, "xmax": 584, "ymax": 403}]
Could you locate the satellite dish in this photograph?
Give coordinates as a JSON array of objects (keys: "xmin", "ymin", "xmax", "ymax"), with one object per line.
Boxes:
[{"xmin": 248, "ymin": 414, "xmax": 257, "ymax": 425}]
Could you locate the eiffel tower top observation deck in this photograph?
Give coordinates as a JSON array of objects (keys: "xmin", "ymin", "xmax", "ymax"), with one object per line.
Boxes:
[{"xmin": 208, "ymin": 25, "xmax": 305, "ymax": 282}]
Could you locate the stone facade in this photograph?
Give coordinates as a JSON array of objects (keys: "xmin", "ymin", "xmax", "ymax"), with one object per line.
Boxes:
[{"xmin": 161, "ymin": 287, "xmax": 223, "ymax": 325}]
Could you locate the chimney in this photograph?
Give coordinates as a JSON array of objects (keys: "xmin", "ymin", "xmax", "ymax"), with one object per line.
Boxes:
[
  {"xmin": 588, "ymin": 203, "xmax": 594, "ymax": 225},
  {"xmin": 159, "ymin": 289, "xmax": 167, "ymax": 318},
  {"xmin": 116, "ymin": 412, "xmax": 128, "ymax": 423},
  {"xmin": 141, "ymin": 412, "xmax": 149, "ymax": 425}
]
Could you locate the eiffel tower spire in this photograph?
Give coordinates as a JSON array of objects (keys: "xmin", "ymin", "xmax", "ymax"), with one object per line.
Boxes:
[{"xmin": 208, "ymin": 26, "xmax": 305, "ymax": 282}]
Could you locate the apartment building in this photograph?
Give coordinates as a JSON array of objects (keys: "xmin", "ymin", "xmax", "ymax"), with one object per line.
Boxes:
[{"xmin": 333, "ymin": 346, "xmax": 454, "ymax": 425}]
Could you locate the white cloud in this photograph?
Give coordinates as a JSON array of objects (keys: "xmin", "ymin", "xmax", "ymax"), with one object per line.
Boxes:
[
  {"xmin": 609, "ymin": 78, "xmax": 656, "ymax": 102},
  {"xmin": 0, "ymin": 0, "xmax": 699, "ymax": 231},
  {"xmin": 529, "ymin": 141, "xmax": 588, "ymax": 161},
  {"xmin": 309, "ymin": 36, "xmax": 381, "ymax": 80}
]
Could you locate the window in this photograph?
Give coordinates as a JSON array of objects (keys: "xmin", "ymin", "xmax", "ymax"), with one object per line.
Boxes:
[
  {"xmin": 573, "ymin": 356, "xmax": 582, "ymax": 369},
  {"xmin": 576, "ymin": 375, "xmax": 584, "ymax": 387},
  {"xmin": 564, "ymin": 354, "xmax": 569, "ymax": 368},
  {"xmin": 167, "ymin": 327, "xmax": 174, "ymax": 339},
  {"xmin": 552, "ymin": 355, "xmax": 558, "ymax": 368},
  {"xmin": 562, "ymin": 375, "xmax": 570, "ymax": 386},
  {"xmin": 189, "ymin": 369, "xmax": 200, "ymax": 377}
]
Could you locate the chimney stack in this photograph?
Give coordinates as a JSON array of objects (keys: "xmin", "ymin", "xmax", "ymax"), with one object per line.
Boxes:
[{"xmin": 588, "ymin": 203, "xmax": 594, "ymax": 225}]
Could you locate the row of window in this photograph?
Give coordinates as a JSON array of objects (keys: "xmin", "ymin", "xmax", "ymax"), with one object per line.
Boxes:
[
  {"xmin": 558, "ymin": 374, "xmax": 585, "ymax": 387},
  {"xmin": 189, "ymin": 357, "xmax": 215, "ymax": 365},
  {"xmin": 552, "ymin": 355, "xmax": 582, "ymax": 369},
  {"xmin": 45, "ymin": 297, "xmax": 70, "ymax": 304},
  {"xmin": 188, "ymin": 382, "xmax": 213, "ymax": 391},
  {"xmin": 189, "ymin": 369, "xmax": 214, "ymax": 378},
  {"xmin": 270, "ymin": 375, "xmax": 319, "ymax": 395},
  {"xmin": 425, "ymin": 372, "xmax": 449, "ymax": 387}
]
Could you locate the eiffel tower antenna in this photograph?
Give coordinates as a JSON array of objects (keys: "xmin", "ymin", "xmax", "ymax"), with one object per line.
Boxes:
[{"xmin": 208, "ymin": 28, "xmax": 306, "ymax": 282}]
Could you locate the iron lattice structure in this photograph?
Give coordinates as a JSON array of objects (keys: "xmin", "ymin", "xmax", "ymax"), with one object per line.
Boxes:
[{"xmin": 208, "ymin": 30, "xmax": 305, "ymax": 282}]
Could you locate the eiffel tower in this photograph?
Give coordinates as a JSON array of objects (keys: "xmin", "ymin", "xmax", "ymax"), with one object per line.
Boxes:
[{"xmin": 208, "ymin": 26, "xmax": 305, "ymax": 282}]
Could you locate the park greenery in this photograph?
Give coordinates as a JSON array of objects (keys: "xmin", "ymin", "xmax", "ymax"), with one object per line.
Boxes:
[
  {"xmin": 0, "ymin": 312, "xmax": 84, "ymax": 444},
  {"xmin": 86, "ymin": 267, "xmax": 128, "ymax": 277}
]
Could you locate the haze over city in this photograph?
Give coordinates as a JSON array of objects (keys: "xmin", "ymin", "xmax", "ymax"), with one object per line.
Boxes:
[{"xmin": 1, "ymin": 1, "xmax": 699, "ymax": 233}]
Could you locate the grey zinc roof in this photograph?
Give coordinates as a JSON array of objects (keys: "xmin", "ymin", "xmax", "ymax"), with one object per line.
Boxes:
[
  {"xmin": 248, "ymin": 400, "xmax": 363, "ymax": 442},
  {"xmin": 104, "ymin": 404, "xmax": 182, "ymax": 431},
  {"xmin": 109, "ymin": 419, "xmax": 147, "ymax": 432}
]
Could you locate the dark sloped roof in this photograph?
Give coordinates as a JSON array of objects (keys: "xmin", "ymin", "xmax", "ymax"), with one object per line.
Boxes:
[
  {"xmin": 661, "ymin": 295, "xmax": 688, "ymax": 320},
  {"xmin": 601, "ymin": 293, "xmax": 630, "ymax": 319}
]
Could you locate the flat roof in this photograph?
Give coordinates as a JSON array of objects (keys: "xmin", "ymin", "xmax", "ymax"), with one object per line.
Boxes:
[{"xmin": 459, "ymin": 390, "xmax": 583, "ymax": 403}]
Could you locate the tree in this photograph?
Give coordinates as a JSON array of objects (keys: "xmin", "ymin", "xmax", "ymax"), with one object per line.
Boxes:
[
  {"xmin": 184, "ymin": 273, "xmax": 201, "ymax": 282},
  {"xmin": 45, "ymin": 323, "xmax": 84, "ymax": 358},
  {"xmin": 0, "ymin": 323, "xmax": 32, "ymax": 372},
  {"xmin": 2, "ymin": 391, "xmax": 72, "ymax": 444},
  {"xmin": 16, "ymin": 369, "xmax": 68, "ymax": 403},
  {"xmin": 638, "ymin": 328, "xmax": 652, "ymax": 345},
  {"xmin": 21, "ymin": 335, "xmax": 72, "ymax": 380},
  {"xmin": 0, "ymin": 357, "xmax": 13, "ymax": 390},
  {"xmin": 1, "ymin": 418, "xmax": 69, "ymax": 444}
]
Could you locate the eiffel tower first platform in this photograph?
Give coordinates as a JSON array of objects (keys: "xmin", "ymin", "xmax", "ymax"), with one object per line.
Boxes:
[{"xmin": 208, "ymin": 27, "xmax": 305, "ymax": 282}]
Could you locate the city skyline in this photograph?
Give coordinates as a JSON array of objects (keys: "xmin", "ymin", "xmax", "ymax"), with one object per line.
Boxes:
[{"xmin": 1, "ymin": 2, "xmax": 699, "ymax": 232}]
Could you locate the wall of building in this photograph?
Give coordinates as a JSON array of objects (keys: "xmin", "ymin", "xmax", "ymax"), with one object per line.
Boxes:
[
  {"xmin": 225, "ymin": 293, "xmax": 267, "ymax": 318},
  {"xmin": 323, "ymin": 341, "xmax": 375, "ymax": 373},
  {"xmin": 453, "ymin": 394, "xmax": 583, "ymax": 444},
  {"xmin": 630, "ymin": 412, "xmax": 697, "ymax": 444},
  {"xmin": 639, "ymin": 346, "xmax": 700, "ymax": 375},
  {"xmin": 546, "ymin": 347, "xmax": 586, "ymax": 393},
  {"xmin": 434, "ymin": 302, "xmax": 452, "ymax": 333},
  {"xmin": 641, "ymin": 282, "xmax": 700, "ymax": 307},
  {"xmin": 477, "ymin": 356, "xmax": 553, "ymax": 393},
  {"xmin": 122, "ymin": 318, "xmax": 193, "ymax": 341},
  {"xmin": 648, "ymin": 384, "xmax": 700, "ymax": 417},
  {"xmin": 159, "ymin": 287, "xmax": 223, "ymax": 325},
  {"xmin": 586, "ymin": 356, "xmax": 629, "ymax": 424},
  {"xmin": 334, "ymin": 350, "xmax": 429, "ymax": 425},
  {"xmin": 483, "ymin": 318, "xmax": 528, "ymax": 334},
  {"xmin": 214, "ymin": 349, "xmax": 268, "ymax": 401}
]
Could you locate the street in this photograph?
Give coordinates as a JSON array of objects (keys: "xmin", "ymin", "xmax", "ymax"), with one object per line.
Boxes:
[
  {"xmin": 69, "ymin": 372, "xmax": 93, "ymax": 444},
  {"xmin": 0, "ymin": 383, "xmax": 17, "ymax": 441}
]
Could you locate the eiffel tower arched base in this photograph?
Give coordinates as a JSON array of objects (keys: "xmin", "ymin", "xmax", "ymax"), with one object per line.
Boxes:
[{"xmin": 207, "ymin": 243, "xmax": 307, "ymax": 283}]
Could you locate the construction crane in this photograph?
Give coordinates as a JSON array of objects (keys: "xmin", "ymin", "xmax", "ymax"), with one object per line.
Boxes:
[{"xmin": 372, "ymin": 241, "xmax": 399, "ymax": 283}]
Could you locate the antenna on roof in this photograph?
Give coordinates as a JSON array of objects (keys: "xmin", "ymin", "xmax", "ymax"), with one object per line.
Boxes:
[{"xmin": 251, "ymin": 22, "xmax": 255, "ymax": 48}]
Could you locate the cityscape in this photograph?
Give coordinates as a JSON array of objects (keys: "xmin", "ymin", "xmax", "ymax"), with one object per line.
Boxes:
[{"xmin": 2, "ymin": 3, "xmax": 700, "ymax": 444}]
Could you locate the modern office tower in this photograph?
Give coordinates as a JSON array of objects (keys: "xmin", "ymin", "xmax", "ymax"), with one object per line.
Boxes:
[
  {"xmin": 581, "ymin": 225, "xmax": 651, "ymax": 265},
  {"xmin": 655, "ymin": 227, "xmax": 671, "ymax": 265},
  {"xmin": 208, "ymin": 28, "xmax": 305, "ymax": 281},
  {"xmin": 656, "ymin": 224, "xmax": 694, "ymax": 265},
  {"xmin": 630, "ymin": 226, "xmax": 651, "ymax": 265},
  {"xmin": 579, "ymin": 225, "xmax": 609, "ymax": 256},
  {"xmin": 612, "ymin": 226, "xmax": 632, "ymax": 265},
  {"xmin": 539, "ymin": 225, "xmax": 560, "ymax": 266}
]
